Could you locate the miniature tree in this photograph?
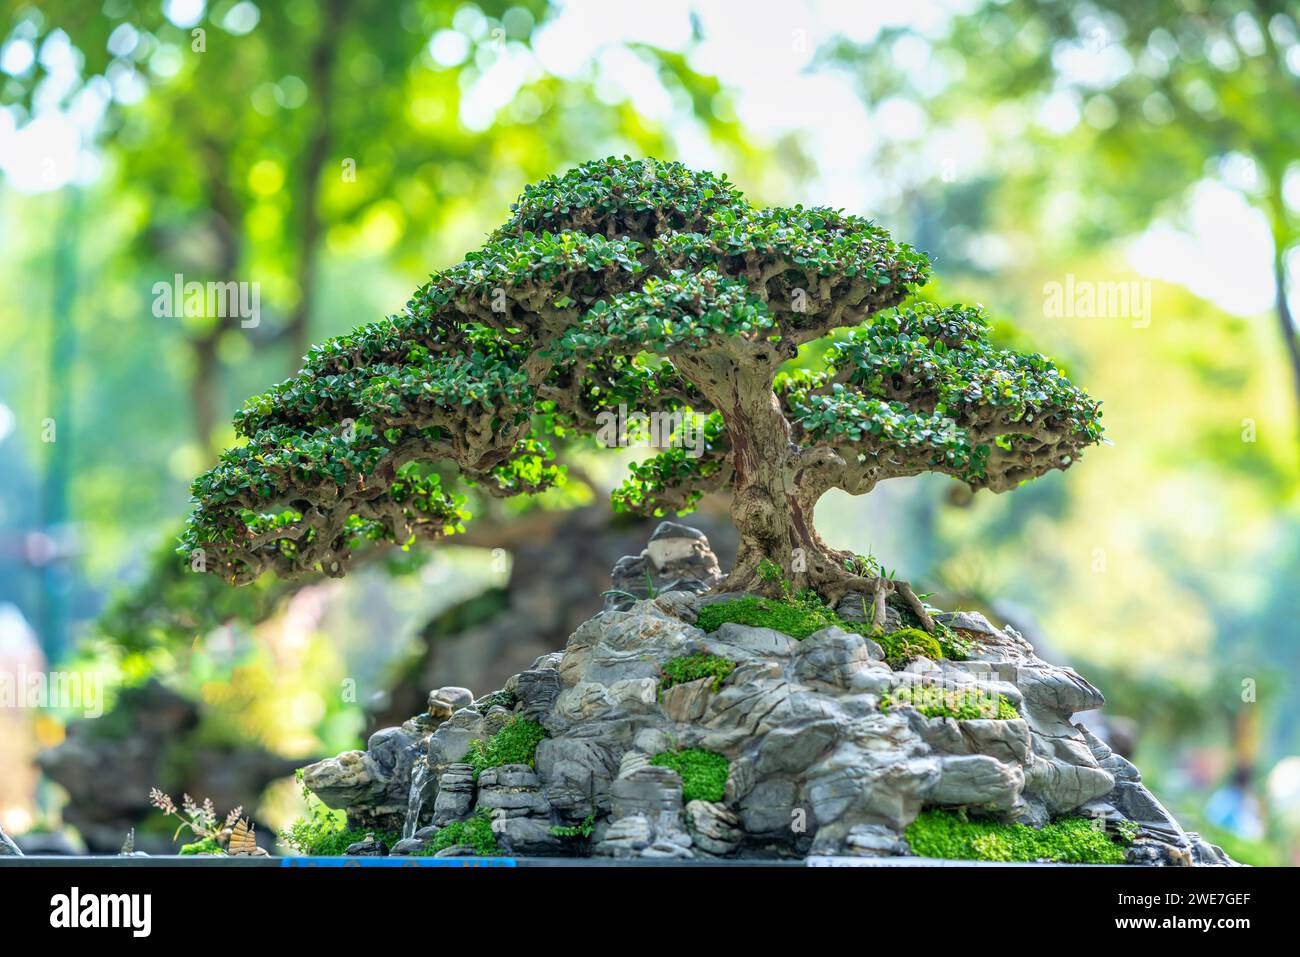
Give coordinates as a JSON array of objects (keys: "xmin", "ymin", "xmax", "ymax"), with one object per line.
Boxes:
[{"xmin": 181, "ymin": 157, "xmax": 1103, "ymax": 631}]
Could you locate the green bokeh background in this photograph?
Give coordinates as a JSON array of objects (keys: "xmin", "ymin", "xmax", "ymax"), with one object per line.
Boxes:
[{"xmin": 0, "ymin": 0, "xmax": 1296, "ymax": 864}]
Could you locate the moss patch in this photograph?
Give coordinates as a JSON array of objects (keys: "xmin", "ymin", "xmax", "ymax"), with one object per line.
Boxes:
[
  {"xmin": 904, "ymin": 809, "xmax": 1130, "ymax": 864},
  {"xmin": 882, "ymin": 684, "xmax": 1019, "ymax": 720},
  {"xmin": 696, "ymin": 593, "xmax": 835, "ymax": 640},
  {"xmin": 661, "ymin": 654, "xmax": 737, "ymax": 694},
  {"xmin": 420, "ymin": 809, "xmax": 499, "ymax": 856},
  {"xmin": 650, "ymin": 747, "xmax": 730, "ymax": 803},
  {"xmin": 872, "ymin": 626, "xmax": 943, "ymax": 668},
  {"xmin": 695, "ymin": 593, "xmax": 961, "ymax": 668},
  {"xmin": 178, "ymin": 837, "xmax": 225, "ymax": 856},
  {"xmin": 462, "ymin": 715, "xmax": 548, "ymax": 779}
]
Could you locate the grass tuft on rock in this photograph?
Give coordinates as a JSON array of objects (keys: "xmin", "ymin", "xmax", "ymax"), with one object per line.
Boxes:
[
  {"xmin": 462, "ymin": 715, "xmax": 548, "ymax": 780},
  {"xmin": 660, "ymin": 653, "xmax": 737, "ymax": 694},
  {"xmin": 904, "ymin": 809, "xmax": 1130, "ymax": 864},
  {"xmin": 651, "ymin": 747, "xmax": 730, "ymax": 803}
]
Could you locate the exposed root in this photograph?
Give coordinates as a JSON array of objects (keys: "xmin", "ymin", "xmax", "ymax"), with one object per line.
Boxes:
[
  {"xmin": 814, "ymin": 572, "xmax": 933, "ymax": 632},
  {"xmin": 724, "ymin": 556, "xmax": 937, "ymax": 634}
]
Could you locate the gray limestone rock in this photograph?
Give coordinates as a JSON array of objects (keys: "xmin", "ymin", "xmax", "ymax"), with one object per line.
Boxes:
[
  {"xmin": 927, "ymin": 754, "xmax": 1025, "ymax": 809},
  {"xmin": 685, "ymin": 800, "xmax": 743, "ymax": 856},
  {"xmin": 606, "ymin": 521, "xmax": 723, "ymax": 611},
  {"xmin": 594, "ymin": 815, "xmax": 654, "ymax": 857},
  {"xmin": 343, "ymin": 834, "xmax": 388, "ymax": 856},
  {"xmin": 836, "ymin": 592, "xmax": 904, "ymax": 631},
  {"xmin": 477, "ymin": 764, "xmax": 550, "ymax": 818},
  {"xmin": 0, "ymin": 825, "xmax": 22, "ymax": 856},
  {"xmin": 505, "ymin": 668, "xmax": 563, "ymax": 719},
  {"xmin": 432, "ymin": 763, "xmax": 477, "ymax": 826},
  {"xmin": 845, "ymin": 823, "xmax": 910, "ymax": 857},
  {"xmin": 389, "ymin": 837, "xmax": 429, "ymax": 856},
  {"xmin": 428, "ymin": 686, "xmax": 474, "ymax": 720},
  {"xmin": 495, "ymin": 817, "xmax": 565, "ymax": 856}
]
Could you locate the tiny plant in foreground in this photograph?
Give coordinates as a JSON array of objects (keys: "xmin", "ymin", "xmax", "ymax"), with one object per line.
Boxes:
[
  {"xmin": 149, "ymin": 787, "xmax": 240, "ymax": 855},
  {"xmin": 278, "ymin": 773, "xmax": 400, "ymax": 856}
]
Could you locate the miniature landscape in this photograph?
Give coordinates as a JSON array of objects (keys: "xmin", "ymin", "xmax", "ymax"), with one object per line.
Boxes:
[
  {"xmin": 158, "ymin": 158, "xmax": 1225, "ymax": 865},
  {"xmin": 0, "ymin": 158, "xmax": 1249, "ymax": 867}
]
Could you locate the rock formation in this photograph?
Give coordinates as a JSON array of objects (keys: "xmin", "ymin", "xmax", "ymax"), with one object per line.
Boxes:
[
  {"xmin": 369, "ymin": 506, "xmax": 736, "ymax": 732},
  {"xmin": 301, "ymin": 523, "xmax": 1232, "ymax": 865}
]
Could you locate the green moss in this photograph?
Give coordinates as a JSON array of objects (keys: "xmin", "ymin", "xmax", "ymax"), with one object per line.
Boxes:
[
  {"xmin": 178, "ymin": 837, "xmax": 225, "ymax": 856},
  {"xmin": 462, "ymin": 715, "xmax": 548, "ymax": 779},
  {"xmin": 420, "ymin": 809, "xmax": 499, "ymax": 856},
  {"xmin": 650, "ymin": 747, "xmax": 730, "ymax": 803},
  {"xmin": 695, "ymin": 594, "xmax": 953, "ymax": 668},
  {"xmin": 660, "ymin": 654, "xmax": 737, "ymax": 694},
  {"xmin": 882, "ymin": 684, "xmax": 1019, "ymax": 720},
  {"xmin": 870, "ymin": 626, "xmax": 943, "ymax": 668},
  {"xmin": 904, "ymin": 809, "xmax": 1129, "ymax": 864},
  {"xmin": 695, "ymin": 593, "xmax": 838, "ymax": 640}
]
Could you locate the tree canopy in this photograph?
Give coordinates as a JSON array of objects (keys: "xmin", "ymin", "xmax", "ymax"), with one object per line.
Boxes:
[{"xmin": 181, "ymin": 157, "xmax": 1104, "ymax": 629}]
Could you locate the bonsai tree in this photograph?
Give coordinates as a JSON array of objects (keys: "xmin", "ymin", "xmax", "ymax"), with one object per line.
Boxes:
[{"xmin": 181, "ymin": 157, "xmax": 1103, "ymax": 632}]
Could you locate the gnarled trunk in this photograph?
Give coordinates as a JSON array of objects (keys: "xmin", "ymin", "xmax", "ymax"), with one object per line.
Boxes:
[
  {"xmin": 677, "ymin": 352, "xmax": 844, "ymax": 595},
  {"xmin": 676, "ymin": 349, "xmax": 934, "ymax": 631}
]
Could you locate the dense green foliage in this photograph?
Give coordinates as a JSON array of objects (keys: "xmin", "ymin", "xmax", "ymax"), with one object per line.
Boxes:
[
  {"xmin": 279, "ymin": 785, "xmax": 399, "ymax": 856},
  {"xmin": 650, "ymin": 748, "xmax": 730, "ymax": 803},
  {"xmin": 904, "ymin": 810, "xmax": 1131, "ymax": 864},
  {"xmin": 660, "ymin": 654, "xmax": 737, "ymax": 694},
  {"xmin": 883, "ymin": 685, "xmax": 1019, "ymax": 721},
  {"xmin": 178, "ymin": 155, "xmax": 1101, "ymax": 589},
  {"xmin": 461, "ymin": 716, "xmax": 548, "ymax": 779}
]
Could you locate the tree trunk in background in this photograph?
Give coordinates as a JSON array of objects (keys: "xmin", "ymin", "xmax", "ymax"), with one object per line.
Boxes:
[
  {"xmin": 41, "ymin": 187, "xmax": 81, "ymax": 664},
  {"xmin": 283, "ymin": 0, "xmax": 347, "ymax": 373},
  {"xmin": 190, "ymin": 139, "xmax": 243, "ymax": 457},
  {"xmin": 1273, "ymin": 244, "xmax": 1300, "ymax": 438}
]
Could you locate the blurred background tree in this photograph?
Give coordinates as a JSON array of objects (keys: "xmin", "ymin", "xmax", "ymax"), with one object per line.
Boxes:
[{"xmin": 1, "ymin": 0, "xmax": 1296, "ymax": 863}]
